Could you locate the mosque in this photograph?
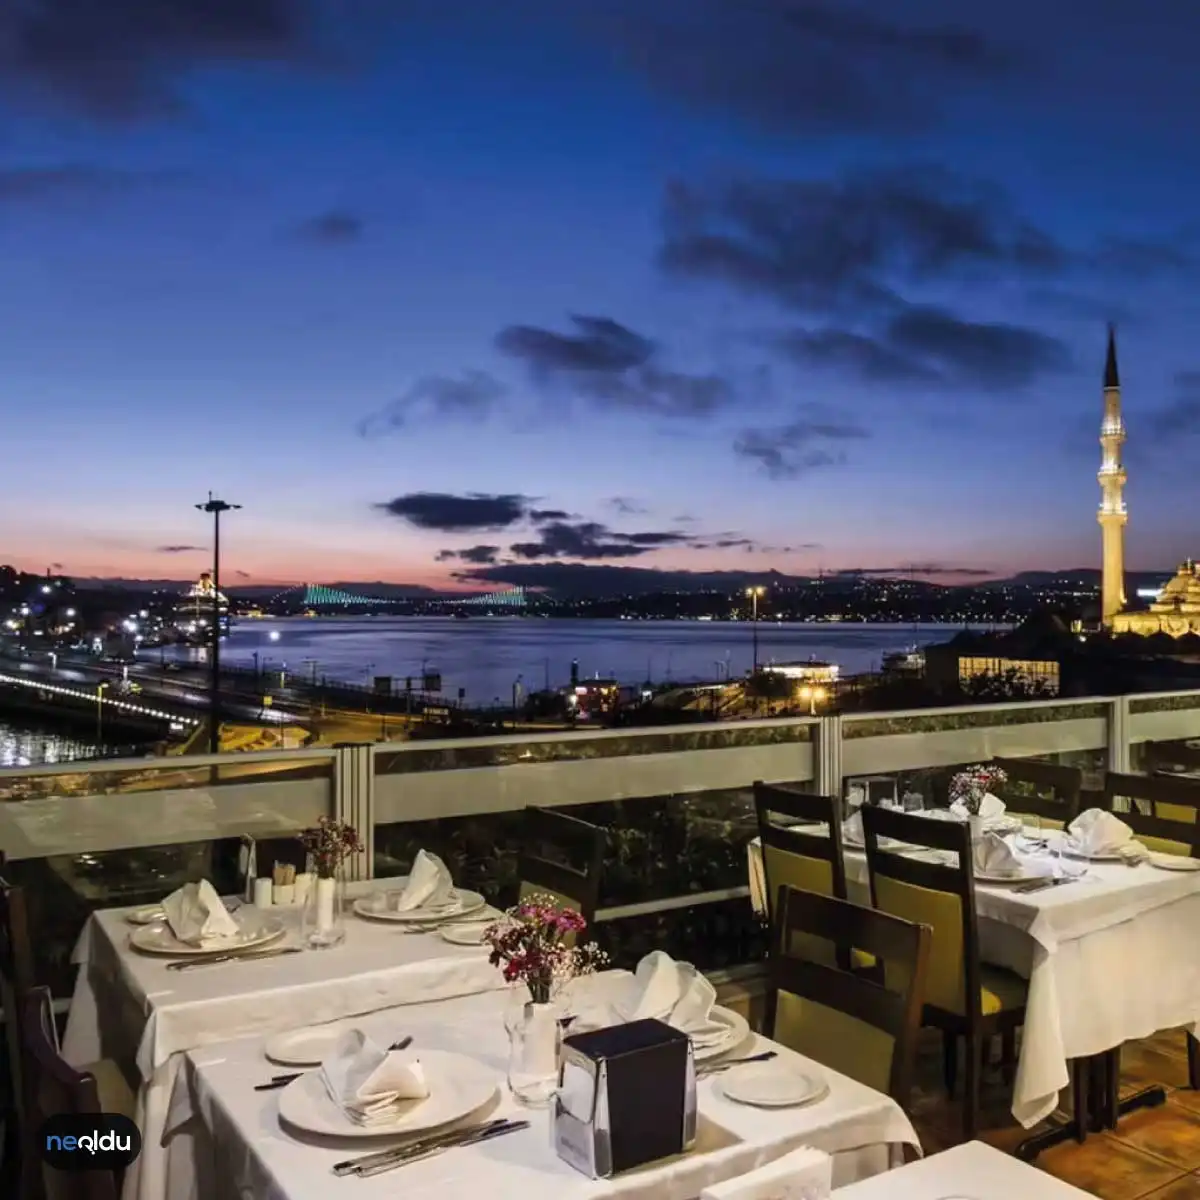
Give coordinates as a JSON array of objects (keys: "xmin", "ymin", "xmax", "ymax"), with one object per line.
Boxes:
[{"xmin": 1100, "ymin": 329, "xmax": 1200, "ymax": 636}]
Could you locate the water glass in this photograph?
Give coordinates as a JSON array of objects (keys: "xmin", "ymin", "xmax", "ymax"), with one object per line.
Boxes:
[
  {"xmin": 902, "ymin": 791, "xmax": 925, "ymax": 813},
  {"xmin": 1020, "ymin": 814, "xmax": 1043, "ymax": 851}
]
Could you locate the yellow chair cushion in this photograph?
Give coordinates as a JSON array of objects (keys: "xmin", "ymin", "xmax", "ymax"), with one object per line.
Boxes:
[
  {"xmin": 851, "ymin": 948, "xmax": 878, "ymax": 971},
  {"xmin": 1140, "ymin": 834, "xmax": 1194, "ymax": 857},
  {"xmin": 1156, "ymin": 801, "xmax": 1196, "ymax": 826},
  {"xmin": 773, "ymin": 989, "xmax": 894, "ymax": 1095},
  {"xmin": 86, "ymin": 1058, "xmax": 137, "ymax": 1122},
  {"xmin": 979, "ymin": 965, "xmax": 1027, "ymax": 1016},
  {"xmin": 1009, "ymin": 811, "xmax": 1065, "ymax": 832}
]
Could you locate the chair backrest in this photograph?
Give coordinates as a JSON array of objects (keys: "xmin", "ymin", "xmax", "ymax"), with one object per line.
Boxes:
[
  {"xmin": 1100, "ymin": 772, "xmax": 1200, "ymax": 855},
  {"xmin": 21, "ymin": 986, "xmax": 120, "ymax": 1200},
  {"xmin": 770, "ymin": 886, "xmax": 929, "ymax": 1106},
  {"xmin": 1, "ymin": 855, "xmax": 36, "ymax": 1162},
  {"xmin": 516, "ymin": 808, "xmax": 606, "ymax": 926},
  {"xmin": 861, "ymin": 806, "xmax": 982, "ymax": 1023},
  {"xmin": 1143, "ymin": 740, "xmax": 1200, "ymax": 775},
  {"xmin": 991, "ymin": 757, "xmax": 1082, "ymax": 828}
]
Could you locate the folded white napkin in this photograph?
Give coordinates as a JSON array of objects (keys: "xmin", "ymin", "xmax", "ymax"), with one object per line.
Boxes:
[
  {"xmin": 320, "ymin": 1029, "xmax": 429, "ymax": 1126},
  {"xmin": 700, "ymin": 1145, "xmax": 832, "ymax": 1200},
  {"xmin": 841, "ymin": 810, "xmax": 864, "ymax": 843},
  {"xmin": 1066, "ymin": 809, "xmax": 1133, "ymax": 857},
  {"xmin": 613, "ymin": 951, "xmax": 727, "ymax": 1045},
  {"xmin": 951, "ymin": 792, "xmax": 1006, "ymax": 821},
  {"xmin": 973, "ymin": 831, "xmax": 1022, "ymax": 877},
  {"xmin": 394, "ymin": 850, "xmax": 455, "ymax": 912},
  {"xmin": 161, "ymin": 881, "xmax": 240, "ymax": 946}
]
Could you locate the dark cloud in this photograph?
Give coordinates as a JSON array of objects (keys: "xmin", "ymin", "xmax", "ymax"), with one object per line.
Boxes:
[
  {"xmin": 777, "ymin": 328, "xmax": 939, "ymax": 383},
  {"xmin": 1145, "ymin": 371, "xmax": 1200, "ymax": 441},
  {"xmin": 2, "ymin": 0, "xmax": 311, "ymax": 118},
  {"xmin": 297, "ymin": 210, "xmax": 364, "ymax": 243},
  {"xmin": 234, "ymin": 569, "xmax": 251, "ymax": 579},
  {"xmin": 358, "ymin": 371, "xmax": 507, "ymax": 436},
  {"xmin": 734, "ymin": 408, "xmax": 870, "ymax": 480},
  {"xmin": 0, "ymin": 164, "xmax": 182, "ymax": 202},
  {"xmin": 376, "ymin": 492, "xmax": 530, "ymax": 532},
  {"xmin": 496, "ymin": 314, "xmax": 737, "ymax": 418},
  {"xmin": 588, "ymin": 0, "xmax": 1019, "ymax": 136},
  {"xmin": 1089, "ymin": 236, "xmax": 1192, "ymax": 278},
  {"xmin": 157, "ymin": 544, "xmax": 204, "ymax": 554},
  {"xmin": 528, "ymin": 508, "xmax": 571, "ymax": 521},
  {"xmin": 453, "ymin": 560, "xmax": 788, "ymax": 598},
  {"xmin": 436, "ymin": 544, "xmax": 500, "ymax": 565},
  {"xmin": 606, "ymin": 496, "xmax": 647, "ymax": 516},
  {"xmin": 509, "ymin": 521, "xmax": 697, "ymax": 561}
]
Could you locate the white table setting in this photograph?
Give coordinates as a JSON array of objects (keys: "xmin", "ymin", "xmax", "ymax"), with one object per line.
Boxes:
[
  {"xmin": 164, "ymin": 959, "xmax": 920, "ymax": 1200},
  {"xmin": 748, "ymin": 792, "xmax": 1200, "ymax": 1128},
  {"xmin": 61, "ymin": 832, "xmax": 510, "ymax": 1200}
]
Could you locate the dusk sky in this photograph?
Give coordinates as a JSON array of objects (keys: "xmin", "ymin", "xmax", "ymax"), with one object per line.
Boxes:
[{"xmin": 4, "ymin": 0, "xmax": 1200, "ymax": 591}]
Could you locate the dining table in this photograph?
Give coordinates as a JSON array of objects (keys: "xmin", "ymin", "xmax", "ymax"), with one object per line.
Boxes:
[
  {"xmin": 163, "ymin": 971, "xmax": 920, "ymax": 1200},
  {"xmin": 834, "ymin": 1140, "xmax": 1096, "ymax": 1198},
  {"xmin": 747, "ymin": 819, "xmax": 1200, "ymax": 1134},
  {"xmin": 61, "ymin": 889, "xmax": 508, "ymax": 1200}
]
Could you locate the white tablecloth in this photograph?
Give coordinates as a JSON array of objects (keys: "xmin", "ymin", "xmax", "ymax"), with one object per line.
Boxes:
[
  {"xmin": 835, "ymin": 1140, "xmax": 1094, "ymax": 1198},
  {"xmin": 748, "ymin": 832, "xmax": 1200, "ymax": 1127},
  {"xmin": 62, "ymin": 901, "xmax": 506, "ymax": 1200},
  {"xmin": 165, "ymin": 973, "xmax": 919, "ymax": 1200}
]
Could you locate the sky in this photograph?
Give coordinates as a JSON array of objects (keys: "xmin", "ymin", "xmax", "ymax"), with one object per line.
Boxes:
[{"xmin": 4, "ymin": 0, "xmax": 1200, "ymax": 593}]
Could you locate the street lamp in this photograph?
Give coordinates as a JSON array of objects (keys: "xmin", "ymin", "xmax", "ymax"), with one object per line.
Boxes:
[
  {"xmin": 745, "ymin": 586, "xmax": 765, "ymax": 673},
  {"xmin": 95, "ymin": 681, "xmax": 109, "ymax": 743},
  {"xmin": 195, "ymin": 492, "xmax": 241, "ymax": 754},
  {"xmin": 512, "ymin": 674, "xmax": 524, "ymax": 727},
  {"xmin": 798, "ymin": 684, "xmax": 826, "ymax": 716}
]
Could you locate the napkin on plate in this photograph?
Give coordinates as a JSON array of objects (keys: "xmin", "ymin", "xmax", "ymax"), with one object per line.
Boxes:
[
  {"xmin": 161, "ymin": 880, "xmax": 240, "ymax": 946},
  {"xmin": 841, "ymin": 810, "xmax": 864, "ymax": 843},
  {"xmin": 320, "ymin": 1029, "xmax": 429, "ymax": 1126},
  {"xmin": 613, "ymin": 951, "xmax": 727, "ymax": 1046},
  {"xmin": 1066, "ymin": 809, "xmax": 1134, "ymax": 857},
  {"xmin": 700, "ymin": 1145, "xmax": 831, "ymax": 1200},
  {"xmin": 951, "ymin": 792, "xmax": 1006, "ymax": 821},
  {"xmin": 393, "ymin": 850, "xmax": 455, "ymax": 912},
  {"xmin": 972, "ymin": 831, "xmax": 1022, "ymax": 877}
]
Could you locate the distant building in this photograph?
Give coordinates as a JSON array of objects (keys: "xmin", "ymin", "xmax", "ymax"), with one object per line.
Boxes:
[
  {"xmin": 171, "ymin": 572, "xmax": 228, "ymax": 642},
  {"xmin": 1113, "ymin": 560, "xmax": 1200, "ymax": 637},
  {"xmin": 767, "ymin": 660, "xmax": 840, "ymax": 684}
]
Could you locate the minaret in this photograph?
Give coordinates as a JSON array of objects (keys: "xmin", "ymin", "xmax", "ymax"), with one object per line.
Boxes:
[{"xmin": 1098, "ymin": 325, "xmax": 1127, "ymax": 626}]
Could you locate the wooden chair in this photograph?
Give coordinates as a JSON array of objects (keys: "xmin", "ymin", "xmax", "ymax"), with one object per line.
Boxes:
[
  {"xmin": 1102, "ymin": 771, "xmax": 1200, "ymax": 832},
  {"xmin": 991, "ymin": 757, "xmax": 1083, "ymax": 830},
  {"xmin": 1, "ymin": 856, "xmax": 37, "ymax": 1200},
  {"xmin": 21, "ymin": 987, "xmax": 121, "ymax": 1200},
  {"xmin": 861, "ymin": 806, "xmax": 1027, "ymax": 1139},
  {"xmin": 769, "ymin": 886, "xmax": 930, "ymax": 1111},
  {"xmin": 1143, "ymin": 740, "xmax": 1200, "ymax": 776},
  {"xmin": 515, "ymin": 808, "xmax": 606, "ymax": 926}
]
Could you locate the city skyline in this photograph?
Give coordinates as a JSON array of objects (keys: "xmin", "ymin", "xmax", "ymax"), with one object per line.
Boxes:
[{"xmin": 4, "ymin": 1, "xmax": 1200, "ymax": 591}]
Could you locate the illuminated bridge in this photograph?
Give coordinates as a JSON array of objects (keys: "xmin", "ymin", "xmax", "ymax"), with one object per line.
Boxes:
[
  {"xmin": 270, "ymin": 584, "xmax": 528, "ymax": 609},
  {"xmin": 300, "ymin": 584, "xmax": 393, "ymax": 607},
  {"xmin": 445, "ymin": 587, "xmax": 527, "ymax": 609}
]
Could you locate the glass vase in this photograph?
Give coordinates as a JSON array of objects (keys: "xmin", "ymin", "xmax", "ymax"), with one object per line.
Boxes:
[
  {"xmin": 504, "ymin": 992, "xmax": 561, "ymax": 1107},
  {"xmin": 302, "ymin": 871, "xmax": 346, "ymax": 949}
]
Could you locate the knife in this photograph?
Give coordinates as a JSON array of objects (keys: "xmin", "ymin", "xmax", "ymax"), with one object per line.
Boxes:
[
  {"xmin": 166, "ymin": 946, "xmax": 303, "ymax": 971},
  {"xmin": 332, "ymin": 1117, "xmax": 510, "ymax": 1176},
  {"xmin": 354, "ymin": 1120, "xmax": 530, "ymax": 1177}
]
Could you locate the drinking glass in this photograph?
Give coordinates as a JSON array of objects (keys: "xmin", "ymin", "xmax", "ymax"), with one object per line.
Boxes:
[
  {"xmin": 902, "ymin": 791, "xmax": 925, "ymax": 814},
  {"xmin": 1020, "ymin": 814, "xmax": 1044, "ymax": 852}
]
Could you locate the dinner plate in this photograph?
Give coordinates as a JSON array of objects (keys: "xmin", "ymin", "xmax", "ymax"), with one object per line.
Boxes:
[
  {"xmin": 130, "ymin": 916, "xmax": 285, "ymax": 956},
  {"xmin": 842, "ymin": 831, "xmax": 903, "ymax": 852},
  {"xmin": 125, "ymin": 906, "xmax": 167, "ymax": 926},
  {"xmin": 265, "ymin": 1023, "xmax": 354, "ymax": 1067},
  {"xmin": 352, "ymin": 888, "xmax": 487, "ymax": 924},
  {"xmin": 1148, "ymin": 852, "xmax": 1200, "ymax": 871},
  {"xmin": 277, "ymin": 1050, "xmax": 498, "ymax": 1139},
  {"xmin": 717, "ymin": 1062, "xmax": 829, "ymax": 1108},
  {"xmin": 975, "ymin": 867, "xmax": 1045, "ymax": 885},
  {"xmin": 1059, "ymin": 843, "xmax": 1127, "ymax": 862},
  {"xmin": 438, "ymin": 917, "xmax": 498, "ymax": 946}
]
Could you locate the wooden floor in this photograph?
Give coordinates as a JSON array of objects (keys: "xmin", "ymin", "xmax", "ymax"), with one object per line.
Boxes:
[{"xmin": 911, "ymin": 1028, "xmax": 1200, "ymax": 1198}]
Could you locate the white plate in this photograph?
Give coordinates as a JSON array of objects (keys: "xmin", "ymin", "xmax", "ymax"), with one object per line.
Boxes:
[
  {"xmin": 1060, "ymin": 844, "xmax": 1127, "ymax": 862},
  {"xmin": 352, "ymin": 888, "xmax": 486, "ymax": 924},
  {"xmin": 975, "ymin": 868, "xmax": 1044, "ymax": 885},
  {"xmin": 693, "ymin": 1006, "xmax": 752, "ymax": 1061},
  {"xmin": 1148, "ymin": 852, "xmax": 1200, "ymax": 871},
  {"xmin": 439, "ymin": 922, "xmax": 491, "ymax": 946},
  {"xmin": 277, "ymin": 1050, "xmax": 498, "ymax": 1139},
  {"xmin": 843, "ymin": 831, "xmax": 904, "ymax": 852},
  {"xmin": 265, "ymin": 1024, "xmax": 353, "ymax": 1067},
  {"xmin": 717, "ymin": 1061, "xmax": 829, "ymax": 1108},
  {"xmin": 130, "ymin": 916, "xmax": 285, "ymax": 956},
  {"xmin": 126, "ymin": 906, "xmax": 166, "ymax": 926}
]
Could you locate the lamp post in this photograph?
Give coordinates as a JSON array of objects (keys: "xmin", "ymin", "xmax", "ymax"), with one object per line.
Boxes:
[
  {"xmin": 95, "ymin": 681, "xmax": 109, "ymax": 743},
  {"xmin": 745, "ymin": 586, "xmax": 765, "ymax": 674},
  {"xmin": 195, "ymin": 493, "xmax": 241, "ymax": 754},
  {"xmin": 511, "ymin": 674, "xmax": 524, "ymax": 728}
]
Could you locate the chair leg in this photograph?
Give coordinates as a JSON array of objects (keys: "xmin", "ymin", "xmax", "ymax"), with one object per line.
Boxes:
[
  {"xmin": 1000, "ymin": 1027, "xmax": 1017, "ymax": 1086},
  {"xmin": 1188, "ymin": 1034, "xmax": 1200, "ymax": 1091},
  {"xmin": 962, "ymin": 1033, "xmax": 982, "ymax": 1141},
  {"xmin": 942, "ymin": 1031, "xmax": 958, "ymax": 1099},
  {"xmin": 1071, "ymin": 1060, "xmax": 1088, "ymax": 1144}
]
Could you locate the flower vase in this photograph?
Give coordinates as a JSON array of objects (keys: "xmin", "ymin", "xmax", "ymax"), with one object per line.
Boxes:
[
  {"xmin": 302, "ymin": 872, "xmax": 346, "ymax": 949},
  {"xmin": 504, "ymin": 995, "xmax": 561, "ymax": 1107},
  {"xmin": 967, "ymin": 814, "xmax": 987, "ymax": 842}
]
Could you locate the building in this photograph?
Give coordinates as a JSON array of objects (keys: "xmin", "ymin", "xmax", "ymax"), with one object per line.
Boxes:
[
  {"xmin": 1113, "ymin": 559, "xmax": 1200, "ymax": 636},
  {"xmin": 1098, "ymin": 325, "xmax": 1128, "ymax": 626},
  {"xmin": 171, "ymin": 572, "xmax": 229, "ymax": 642}
]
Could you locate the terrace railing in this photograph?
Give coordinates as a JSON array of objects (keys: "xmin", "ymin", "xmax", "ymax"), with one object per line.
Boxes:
[{"xmin": 2, "ymin": 690, "xmax": 1199, "ymax": 991}]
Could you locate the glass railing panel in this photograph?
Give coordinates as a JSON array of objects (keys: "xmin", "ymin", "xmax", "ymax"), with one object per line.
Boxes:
[
  {"xmin": 1129, "ymin": 694, "xmax": 1200, "ymax": 715},
  {"xmin": 843, "ymin": 701, "xmax": 1109, "ymax": 740}
]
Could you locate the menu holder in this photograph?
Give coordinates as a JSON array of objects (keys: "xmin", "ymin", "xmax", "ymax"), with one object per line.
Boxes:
[{"xmin": 554, "ymin": 1018, "xmax": 696, "ymax": 1178}]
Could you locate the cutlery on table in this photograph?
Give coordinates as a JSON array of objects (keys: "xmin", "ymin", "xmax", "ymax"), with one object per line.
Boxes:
[
  {"xmin": 331, "ymin": 1118, "xmax": 527, "ymax": 1177},
  {"xmin": 255, "ymin": 1038, "xmax": 412, "ymax": 1090},
  {"xmin": 166, "ymin": 946, "xmax": 303, "ymax": 971},
  {"xmin": 698, "ymin": 1050, "xmax": 778, "ymax": 1076}
]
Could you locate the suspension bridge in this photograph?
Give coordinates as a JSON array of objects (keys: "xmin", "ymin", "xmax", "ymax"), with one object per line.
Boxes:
[{"xmin": 266, "ymin": 584, "xmax": 529, "ymax": 610}]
